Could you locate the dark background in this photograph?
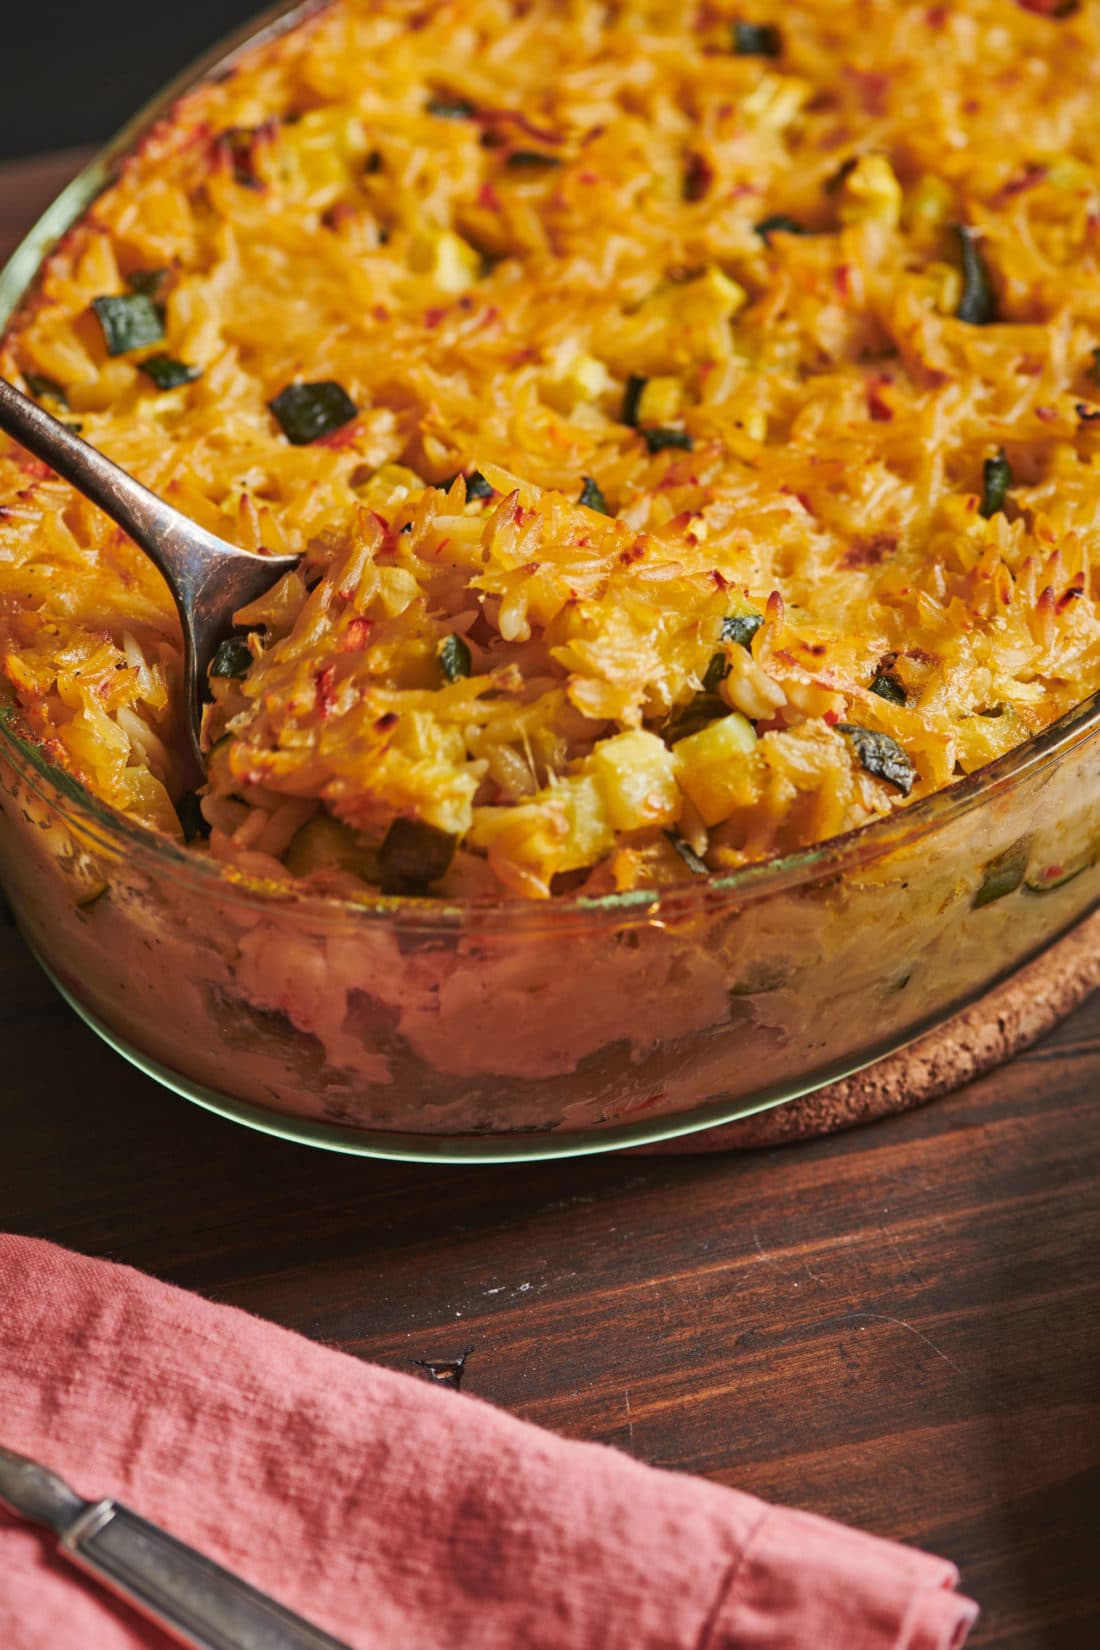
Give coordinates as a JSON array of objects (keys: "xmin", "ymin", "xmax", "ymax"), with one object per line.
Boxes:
[{"xmin": 3, "ymin": 2, "xmax": 267, "ymax": 160}]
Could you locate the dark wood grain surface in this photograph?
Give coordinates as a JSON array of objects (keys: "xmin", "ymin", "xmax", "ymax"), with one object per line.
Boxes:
[{"xmin": 2, "ymin": 154, "xmax": 1099, "ymax": 1650}]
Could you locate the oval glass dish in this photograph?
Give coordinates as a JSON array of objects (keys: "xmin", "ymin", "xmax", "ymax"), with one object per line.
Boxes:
[
  {"xmin": 1, "ymin": 3, "xmax": 1099, "ymax": 1163},
  {"xmin": 1, "ymin": 684, "xmax": 1097, "ymax": 1161}
]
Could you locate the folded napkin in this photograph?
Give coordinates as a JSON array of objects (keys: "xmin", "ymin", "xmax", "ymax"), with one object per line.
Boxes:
[{"xmin": 0, "ymin": 1234, "xmax": 977, "ymax": 1650}]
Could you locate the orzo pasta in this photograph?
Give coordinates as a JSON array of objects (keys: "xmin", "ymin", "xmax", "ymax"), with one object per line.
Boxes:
[{"xmin": 2, "ymin": 0, "xmax": 1099, "ymax": 900}]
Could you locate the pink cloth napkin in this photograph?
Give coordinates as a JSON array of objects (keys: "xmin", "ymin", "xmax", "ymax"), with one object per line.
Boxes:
[{"xmin": 0, "ymin": 1234, "xmax": 977, "ymax": 1650}]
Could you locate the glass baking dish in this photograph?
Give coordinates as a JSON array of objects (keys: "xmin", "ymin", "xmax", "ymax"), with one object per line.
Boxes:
[
  {"xmin": 1, "ymin": 2, "xmax": 1098, "ymax": 1163},
  {"xmin": 1, "ymin": 682, "xmax": 1096, "ymax": 1161}
]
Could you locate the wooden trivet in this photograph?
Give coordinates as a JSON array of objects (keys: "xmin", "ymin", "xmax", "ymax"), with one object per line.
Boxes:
[{"xmin": 646, "ymin": 908, "xmax": 1100, "ymax": 1152}]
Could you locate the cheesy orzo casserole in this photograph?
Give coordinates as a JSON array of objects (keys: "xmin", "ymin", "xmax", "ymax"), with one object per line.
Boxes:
[{"xmin": 2, "ymin": 0, "xmax": 1099, "ymax": 901}]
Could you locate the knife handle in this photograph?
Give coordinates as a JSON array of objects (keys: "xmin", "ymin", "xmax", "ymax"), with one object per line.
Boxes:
[{"xmin": 61, "ymin": 1499, "xmax": 351, "ymax": 1650}]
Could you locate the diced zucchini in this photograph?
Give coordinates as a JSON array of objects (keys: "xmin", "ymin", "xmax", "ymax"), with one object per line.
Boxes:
[
  {"xmin": 870, "ymin": 673, "xmax": 906, "ymax": 706},
  {"xmin": 427, "ymin": 96, "xmax": 476, "ymax": 119},
  {"xmin": 545, "ymin": 351, "xmax": 611, "ymax": 412},
  {"xmin": 353, "ymin": 462, "xmax": 426, "ymax": 508},
  {"xmin": 577, "ymin": 475, "xmax": 611, "ymax": 515},
  {"xmin": 755, "ymin": 214, "xmax": 807, "ymax": 242},
  {"xmin": 643, "ymin": 427, "xmax": 693, "ymax": 453},
  {"xmin": 127, "ymin": 268, "xmax": 169, "ymax": 298},
  {"xmin": 731, "ymin": 21, "xmax": 782, "ymax": 56},
  {"xmin": 1023, "ymin": 845, "xmax": 1098, "ymax": 895},
  {"xmin": 506, "ymin": 150, "xmax": 561, "ymax": 169},
  {"xmin": 1047, "ymin": 153, "xmax": 1092, "ymax": 191},
  {"xmin": 721, "ymin": 611, "xmax": 763, "ymax": 651},
  {"xmin": 836, "ymin": 723, "xmax": 916, "ymax": 795},
  {"xmin": 661, "ymin": 692, "xmax": 731, "ymax": 747},
  {"xmin": 269, "ymin": 381, "xmax": 358, "ymax": 445},
  {"xmin": 665, "ymin": 832, "xmax": 708, "ymax": 875},
  {"xmin": 140, "ymin": 355, "xmax": 202, "ymax": 390},
  {"xmin": 92, "ymin": 293, "xmax": 165, "ymax": 356},
  {"xmin": 285, "ymin": 814, "xmax": 378, "ymax": 880},
  {"xmin": 438, "ymin": 633, "xmax": 472, "ymax": 681},
  {"xmin": 979, "ymin": 450, "xmax": 1012, "ymax": 519},
  {"xmin": 973, "ymin": 839, "xmax": 1031, "ymax": 908},
  {"xmin": 702, "ymin": 653, "xmax": 729, "ymax": 692},
  {"xmin": 904, "ymin": 175, "xmax": 954, "ymax": 234},
  {"xmin": 209, "ymin": 637, "xmax": 253, "ymax": 679},
  {"xmin": 622, "ymin": 374, "xmax": 647, "ymax": 427},
  {"xmin": 954, "ymin": 225, "xmax": 996, "ymax": 325},
  {"xmin": 24, "ymin": 372, "xmax": 68, "ymax": 406},
  {"xmin": 378, "ymin": 818, "xmax": 456, "ymax": 890}
]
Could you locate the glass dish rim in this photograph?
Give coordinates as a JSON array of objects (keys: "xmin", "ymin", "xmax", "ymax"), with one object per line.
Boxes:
[{"xmin": 2, "ymin": 0, "xmax": 1099, "ymax": 935}]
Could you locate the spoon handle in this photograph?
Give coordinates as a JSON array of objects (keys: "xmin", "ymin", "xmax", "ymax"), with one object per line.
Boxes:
[
  {"xmin": 0, "ymin": 375, "xmax": 298, "ymax": 769},
  {"xmin": 0, "ymin": 374, "xmax": 212, "ymax": 588}
]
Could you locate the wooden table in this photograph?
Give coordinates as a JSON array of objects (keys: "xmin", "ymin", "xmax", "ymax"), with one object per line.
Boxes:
[{"xmin": 2, "ymin": 152, "xmax": 1098, "ymax": 1650}]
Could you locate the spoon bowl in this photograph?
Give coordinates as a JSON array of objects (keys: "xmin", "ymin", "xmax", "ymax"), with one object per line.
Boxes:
[{"xmin": 0, "ymin": 376, "xmax": 300, "ymax": 768}]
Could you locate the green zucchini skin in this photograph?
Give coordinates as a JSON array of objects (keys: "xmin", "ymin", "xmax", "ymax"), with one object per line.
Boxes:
[
  {"xmin": 285, "ymin": 814, "xmax": 378, "ymax": 881},
  {"xmin": 973, "ymin": 840, "xmax": 1031, "ymax": 908},
  {"xmin": 1023, "ymin": 853, "xmax": 1098, "ymax": 895}
]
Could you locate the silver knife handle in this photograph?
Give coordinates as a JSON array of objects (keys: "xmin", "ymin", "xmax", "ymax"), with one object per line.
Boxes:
[{"xmin": 61, "ymin": 1500, "xmax": 352, "ymax": 1650}]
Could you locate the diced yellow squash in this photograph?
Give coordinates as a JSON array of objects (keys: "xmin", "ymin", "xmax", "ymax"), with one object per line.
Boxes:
[
  {"xmin": 677, "ymin": 266, "xmax": 746, "ymax": 323},
  {"xmin": 407, "ymin": 227, "xmax": 481, "ymax": 291},
  {"xmin": 741, "ymin": 409, "xmax": 767, "ymax": 443},
  {"xmin": 117, "ymin": 767, "xmax": 182, "ymax": 837},
  {"xmin": 840, "ymin": 154, "xmax": 902, "ymax": 229},
  {"xmin": 588, "ymin": 729, "xmax": 681, "ymax": 831},
  {"xmin": 927, "ymin": 261, "xmax": 963, "ymax": 315},
  {"xmin": 375, "ymin": 566, "xmax": 420, "ymax": 617},
  {"xmin": 633, "ymin": 268, "xmax": 747, "ymax": 339},
  {"xmin": 672, "ymin": 712, "xmax": 757, "ymax": 826},
  {"xmin": 352, "ymin": 462, "xmax": 425, "ymax": 508},
  {"xmin": 469, "ymin": 774, "xmax": 615, "ymax": 896},
  {"xmin": 642, "ymin": 268, "xmax": 746, "ymax": 366},
  {"xmin": 600, "ymin": 265, "xmax": 747, "ymax": 372},
  {"xmin": 1048, "ymin": 155, "xmax": 1093, "ymax": 192},
  {"xmin": 278, "ymin": 109, "xmax": 366, "ymax": 205},
  {"xmin": 393, "ymin": 710, "xmax": 467, "ymax": 768},
  {"xmin": 742, "ymin": 75, "xmax": 810, "ymax": 133},
  {"xmin": 543, "ymin": 350, "xmax": 612, "ymax": 412},
  {"xmin": 561, "ymin": 773, "xmax": 618, "ymax": 863},
  {"xmin": 636, "ymin": 376, "xmax": 684, "ymax": 424},
  {"xmin": 904, "ymin": 173, "xmax": 955, "ymax": 234}
]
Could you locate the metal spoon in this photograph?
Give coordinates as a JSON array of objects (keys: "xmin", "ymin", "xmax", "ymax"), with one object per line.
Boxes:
[{"xmin": 0, "ymin": 376, "xmax": 300, "ymax": 768}]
